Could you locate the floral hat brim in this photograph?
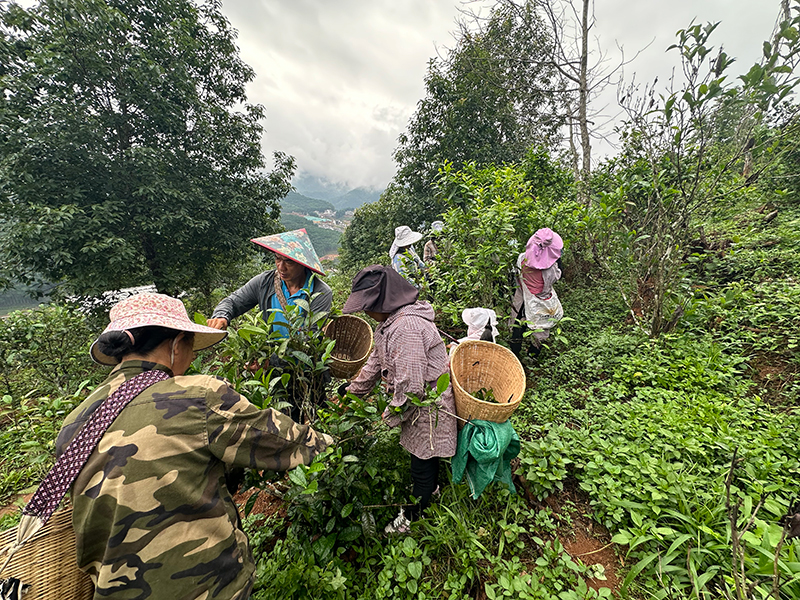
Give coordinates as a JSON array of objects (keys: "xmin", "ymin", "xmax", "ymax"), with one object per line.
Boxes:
[
  {"xmin": 251, "ymin": 228, "xmax": 326, "ymax": 275},
  {"xmin": 90, "ymin": 293, "xmax": 228, "ymax": 365}
]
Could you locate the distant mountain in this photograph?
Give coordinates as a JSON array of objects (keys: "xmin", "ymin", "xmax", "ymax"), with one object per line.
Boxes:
[
  {"xmin": 280, "ymin": 191, "xmax": 335, "ymax": 214},
  {"xmin": 293, "ymin": 172, "xmax": 384, "ymax": 210},
  {"xmin": 293, "ymin": 173, "xmax": 350, "ymax": 202},
  {"xmin": 331, "ymin": 187, "xmax": 382, "ymax": 210}
]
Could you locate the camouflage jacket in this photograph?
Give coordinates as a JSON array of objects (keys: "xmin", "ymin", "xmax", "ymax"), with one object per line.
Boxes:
[{"xmin": 56, "ymin": 360, "xmax": 330, "ymax": 600}]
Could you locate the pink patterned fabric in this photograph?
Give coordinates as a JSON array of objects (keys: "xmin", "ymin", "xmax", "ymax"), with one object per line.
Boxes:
[
  {"xmin": 250, "ymin": 229, "xmax": 326, "ymax": 275},
  {"xmin": 524, "ymin": 228, "xmax": 563, "ymax": 270},
  {"xmin": 22, "ymin": 370, "xmax": 170, "ymax": 525},
  {"xmin": 90, "ymin": 293, "xmax": 227, "ymax": 365}
]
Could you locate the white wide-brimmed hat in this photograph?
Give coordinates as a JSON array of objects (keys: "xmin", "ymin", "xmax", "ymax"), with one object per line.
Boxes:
[
  {"xmin": 393, "ymin": 225, "xmax": 423, "ymax": 247},
  {"xmin": 389, "ymin": 225, "xmax": 424, "ymax": 259},
  {"xmin": 90, "ymin": 293, "xmax": 228, "ymax": 365}
]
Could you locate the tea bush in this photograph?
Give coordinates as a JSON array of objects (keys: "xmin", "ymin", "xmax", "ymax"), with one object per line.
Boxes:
[{"xmin": 517, "ymin": 319, "xmax": 800, "ymax": 598}]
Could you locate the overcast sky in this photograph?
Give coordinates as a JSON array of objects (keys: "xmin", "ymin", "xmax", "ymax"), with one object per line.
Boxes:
[{"xmin": 220, "ymin": 0, "xmax": 783, "ymax": 190}]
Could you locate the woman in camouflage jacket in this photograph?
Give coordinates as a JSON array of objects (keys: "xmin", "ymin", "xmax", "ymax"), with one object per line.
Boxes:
[{"xmin": 56, "ymin": 293, "xmax": 332, "ymax": 600}]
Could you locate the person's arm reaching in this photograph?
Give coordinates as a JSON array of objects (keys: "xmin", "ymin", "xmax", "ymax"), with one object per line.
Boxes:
[
  {"xmin": 210, "ymin": 272, "xmax": 268, "ymax": 328},
  {"xmin": 205, "ymin": 378, "xmax": 332, "ymax": 472},
  {"xmin": 346, "ymin": 349, "xmax": 382, "ymax": 397}
]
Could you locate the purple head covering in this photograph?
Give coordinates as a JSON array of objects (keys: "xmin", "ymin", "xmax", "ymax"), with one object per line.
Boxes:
[
  {"xmin": 342, "ymin": 265, "xmax": 419, "ymax": 314},
  {"xmin": 524, "ymin": 228, "xmax": 563, "ymax": 270}
]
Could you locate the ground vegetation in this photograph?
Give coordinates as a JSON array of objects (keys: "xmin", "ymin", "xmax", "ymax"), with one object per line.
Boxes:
[{"xmin": 1, "ymin": 3, "xmax": 800, "ymax": 599}]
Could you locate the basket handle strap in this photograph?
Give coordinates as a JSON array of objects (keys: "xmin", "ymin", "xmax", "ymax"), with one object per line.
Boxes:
[
  {"xmin": 22, "ymin": 369, "xmax": 170, "ymax": 525},
  {"xmin": 273, "ymin": 274, "xmax": 289, "ymax": 311}
]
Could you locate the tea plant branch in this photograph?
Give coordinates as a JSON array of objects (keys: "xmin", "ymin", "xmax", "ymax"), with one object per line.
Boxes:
[{"xmin": 772, "ymin": 525, "xmax": 788, "ymax": 600}]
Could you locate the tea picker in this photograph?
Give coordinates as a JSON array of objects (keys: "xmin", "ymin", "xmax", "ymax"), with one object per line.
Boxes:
[
  {"xmin": 208, "ymin": 228, "xmax": 333, "ymax": 423},
  {"xmin": 339, "ymin": 265, "xmax": 457, "ymax": 534}
]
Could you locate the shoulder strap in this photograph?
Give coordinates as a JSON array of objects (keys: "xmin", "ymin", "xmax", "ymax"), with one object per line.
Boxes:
[
  {"xmin": 273, "ymin": 273, "xmax": 289, "ymax": 311},
  {"xmin": 22, "ymin": 369, "xmax": 170, "ymax": 525}
]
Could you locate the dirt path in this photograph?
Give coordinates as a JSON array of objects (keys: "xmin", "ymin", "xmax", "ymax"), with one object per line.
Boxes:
[{"xmin": 515, "ymin": 472, "xmax": 624, "ymax": 595}]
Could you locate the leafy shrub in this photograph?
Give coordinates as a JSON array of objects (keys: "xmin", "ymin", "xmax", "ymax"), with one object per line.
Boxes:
[
  {"xmin": 517, "ymin": 326, "xmax": 800, "ymax": 598},
  {"xmin": 430, "ymin": 161, "xmax": 583, "ymax": 330},
  {"xmin": 0, "ymin": 304, "xmax": 99, "ymax": 399}
]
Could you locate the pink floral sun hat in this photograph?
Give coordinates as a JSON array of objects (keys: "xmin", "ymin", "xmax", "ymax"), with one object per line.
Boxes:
[
  {"xmin": 524, "ymin": 228, "xmax": 563, "ymax": 270},
  {"xmin": 90, "ymin": 293, "xmax": 228, "ymax": 365}
]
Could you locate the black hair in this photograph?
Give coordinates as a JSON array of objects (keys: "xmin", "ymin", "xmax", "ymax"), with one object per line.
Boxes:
[{"xmin": 95, "ymin": 326, "xmax": 194, "ymax": 362}]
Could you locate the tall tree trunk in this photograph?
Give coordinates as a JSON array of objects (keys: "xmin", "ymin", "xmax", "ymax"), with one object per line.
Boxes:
[
  {"xmin": 578, "ymin": 0, "xmax": 591, "ymax": 188},
  {"xmin": 567, "ymin": 99, "xmax": 580, "ymax": 178}
]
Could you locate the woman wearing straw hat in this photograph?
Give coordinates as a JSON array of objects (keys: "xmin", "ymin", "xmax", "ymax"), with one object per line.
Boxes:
[
  {"xmin": 389, "ymin": 225, "xmax": 426, "ymax": 288},
  {"xmin": 509, "ymin": 228, "xmax": 564, "ymax": 357},
  {"xmin": 207, "ymin": 228, "xmax": 332, "ymax": 337},
  {"xmin": 341, "ymin": 266, "xmax": 457, "ymax": 534},
  {"xmin": 53, "ymin": 293, "xmax": 331, "ymax": 600}
]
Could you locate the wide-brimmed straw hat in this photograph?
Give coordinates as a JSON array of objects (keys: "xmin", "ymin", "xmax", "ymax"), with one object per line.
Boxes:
[
  {"xmin": 524, "ymin": 228, "xmax": 563, "ymax": 270},
  {"xmin": 90, "ymin": 293, "xmax": 228, "ymax": 365},
  {"xmin": 251, "ymin": 228, "xmax": 326, "ymax": 275},
  {"xmin": 393, "ymin": 225, "xmax": 423, "ymax": 248}
]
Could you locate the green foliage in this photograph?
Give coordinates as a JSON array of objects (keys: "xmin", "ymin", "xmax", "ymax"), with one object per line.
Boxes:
[
  {"xmin": 429, "ymin": 159, "xmax": 580, "ymax": 330},
  {"xmin": 0, "ymin": 304, "xmax": 99, "ymax": 399},
  {"xmin": 339, "ymin": 183, "xmax": 409, "ymax": 273},
  {"xmin": 195, "ymin": 289, "xmax": 334, "ymax": 421},
  {"xmin": 250, "ymin": 484, "xmax": 610, "ymax": 600},
  {"xmin": 517, "ymin": 319, "xmax": 800, "ymax": 598},
  {"xmin": 281, "ymin": 392, "xmax": 409, "ymax": 544},
  {"xmin": 280, "ymin": 191, "xmax": 335, "ymax": 214},
  {"xmin": 600, "ymin": 11, "xmax": 800, "ymax": 336},
  {"xmin": 0, "ymin": 304, "xmax": 103, "ymax": 503},
  {"xmin": 0, "ymin": 0, "xmax": 294, "ymax": 297},
  {"xmin": 394, "ymin": 0, "xmax": 562, "ymax": 203},
  {"xmin": 0, "ymin": 392, "xmax": 87, "ymax": 504}
]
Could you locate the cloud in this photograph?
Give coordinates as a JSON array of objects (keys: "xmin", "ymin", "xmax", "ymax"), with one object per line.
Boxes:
[
  {"xmin": 222, "ymin": 0, "xmax": 782, "ymax": 187},
  {"xmin": 221, "ymin": 0, "xmax": 473, "ymax": 188}
]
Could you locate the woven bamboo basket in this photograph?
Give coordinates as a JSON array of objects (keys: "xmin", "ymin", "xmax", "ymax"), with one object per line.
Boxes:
[
  {"xmin": 450, "ymin": 340, "xmax": 526, "ymax": 424},
  {"xmin": 323, "ymin": 315, "xmax": 374, "ymax": 380},
  {"xmin": 0, "ymin": 506, "xmax": 94, "ymax": 600}
]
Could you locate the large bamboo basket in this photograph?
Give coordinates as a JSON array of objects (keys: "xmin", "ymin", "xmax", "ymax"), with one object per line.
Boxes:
[
  {"xmin": 0, "ymin": 506, "xmax": 94, "ymax": 600},
  {"xmin": 323, "ymin": 315, "xmax": 374, "ymax": 380},
  {"xmin": 450, "ymin": 340, "xmax": 526, "ymax": 423}
]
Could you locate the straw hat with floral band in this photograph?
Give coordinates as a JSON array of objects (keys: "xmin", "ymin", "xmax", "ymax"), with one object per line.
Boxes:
[
  {"xmin": 250, "ymin": 228, "xmax": 326, "ymax": 276},
  {"xmin": 90, "ymin": 293, "xmax": 228, "ymax": 365}
]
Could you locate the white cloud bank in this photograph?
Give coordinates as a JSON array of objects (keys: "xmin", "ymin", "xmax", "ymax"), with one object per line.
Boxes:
[{"xmin": 221, "ymin": 0, "xmax": 783, "ymax": 188}]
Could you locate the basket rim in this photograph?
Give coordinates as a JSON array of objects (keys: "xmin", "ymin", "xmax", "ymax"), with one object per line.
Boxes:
[
  {"xmin": 450, "ymin": 340, "xmax": 525, "ymax": 408},
  {"xmin": 323, "ymin": 314, "xmax": 374, "ymax": 365}
]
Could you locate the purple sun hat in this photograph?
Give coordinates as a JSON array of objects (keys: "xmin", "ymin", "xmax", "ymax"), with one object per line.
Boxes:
[{"xmin": 524, "ymin": 228, "xmax": 563, "ymax": 270}]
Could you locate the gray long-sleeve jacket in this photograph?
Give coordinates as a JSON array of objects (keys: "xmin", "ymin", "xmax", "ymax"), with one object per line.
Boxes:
[{"xmin": 211, "ymin": 269, "xmax": 333, "ymax": 324}]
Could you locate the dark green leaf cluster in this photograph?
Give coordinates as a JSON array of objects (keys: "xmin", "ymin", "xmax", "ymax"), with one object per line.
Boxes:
[{"xmin": 0, "ymin": 0, "xmax": 294, "ymax": 297}]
